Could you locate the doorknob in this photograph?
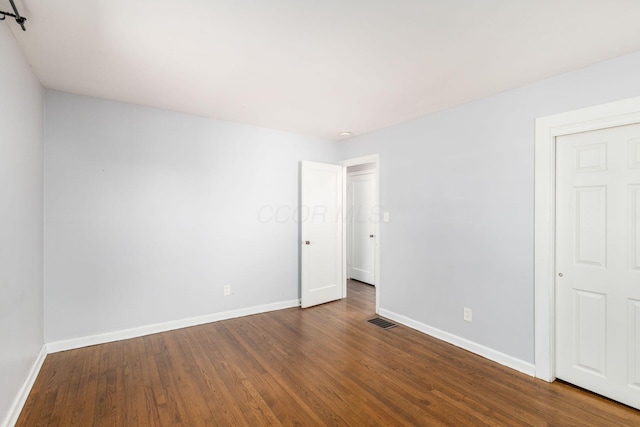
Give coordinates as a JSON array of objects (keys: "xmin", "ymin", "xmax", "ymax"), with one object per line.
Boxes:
[
  {"xmin": 305, "ymin": 241, "xmax": 310, "ymax": 245},
  {"xmin": 369, "ymin": 234, "xmax": 375, "ymax": 238}
]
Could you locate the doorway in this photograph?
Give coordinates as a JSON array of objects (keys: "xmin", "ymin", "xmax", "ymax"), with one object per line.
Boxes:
[
  {"xmin": 341, "ymin": 154, "xmax": 380, "ymax": 313},
  {"xmin": 534, "ymin": 96, "xmax": 640, "ymax": 410},
  {"xmin": 346, "ymin": 165, "xmax": 376, "ymax": 285},
  {"xmin": 300, "ymin": 154, "xmax": 380, "ymax": 311}
]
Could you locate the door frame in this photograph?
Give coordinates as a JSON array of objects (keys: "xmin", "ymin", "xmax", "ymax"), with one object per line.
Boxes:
[
  {"xmin": 340, "ymin": 154, "xmax": 381, "ymax": 314},
  {"xmin": 534, "ymin": 96, "xmax": 640, "ymax": 381}
]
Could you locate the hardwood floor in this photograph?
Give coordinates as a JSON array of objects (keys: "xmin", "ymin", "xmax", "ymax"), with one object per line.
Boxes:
[{"xmin": 18, "ymin": 280, "xmax": 640, "ymax": 426}]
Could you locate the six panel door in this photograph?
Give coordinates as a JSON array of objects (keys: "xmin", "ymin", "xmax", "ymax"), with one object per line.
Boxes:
[{"xmin": 555, "ymin": 123, "xmax": 640, "ymax": 410}]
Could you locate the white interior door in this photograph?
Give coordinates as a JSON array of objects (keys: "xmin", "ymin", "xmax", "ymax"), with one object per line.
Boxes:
[
  {"xmin": 555, "ymin": 123, "xmax": 640, "ymax": 410},
  {"xmin": 301, "ymin": 161, "xmax": 344, "ymax": 308},
  {"xmin": 348, "ymin": 173, "xmax": 375, "ymax": 284}
]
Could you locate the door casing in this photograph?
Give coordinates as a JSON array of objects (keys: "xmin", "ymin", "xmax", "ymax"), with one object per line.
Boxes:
[{"xmin": 534, "ymin": 96, "xmax": 640, "ymax": 381}]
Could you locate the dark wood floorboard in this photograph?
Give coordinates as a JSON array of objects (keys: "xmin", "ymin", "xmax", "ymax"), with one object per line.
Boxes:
[{"xmin": 17, "ymin": 280, "xmax": 640, "ymax": 426}]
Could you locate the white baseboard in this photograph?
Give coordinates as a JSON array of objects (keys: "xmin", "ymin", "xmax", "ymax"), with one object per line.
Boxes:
[
  {"xmin": 47, "ymin": 299, "xmax": 301, "ymax": 354},
  {"xmin": 378, "ymin": 308, "xmax": 536, "ymax": 377},
  {"xmin": 2, "ymin": 345, "xmax": 47, "ymax": 427}
]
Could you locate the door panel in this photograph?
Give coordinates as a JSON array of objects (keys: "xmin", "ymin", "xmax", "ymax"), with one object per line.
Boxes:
[
  {"xmin": 631, "ymin": 186, "xmax": 640, "ymax": 270},
  {"xmin": 574, "ymin": 290, "xmax": 606, "ymax": 376},
  {"xmin": 630, "ymin": 299, "xmax": 640, "ymax": 390},
  {"xmin": 301, "ymin": 161, "xmax": 344, "ymax": 308},
  {"xmin": 574, "ymin": 186, "xmax": 606, "ymax": 266},
  {"xmin": 556, "ymin": 123, "xmax": 640, "ymax": 410},
  {"xmin": 630, "ymin": 139, "xmax": 640, "ymax": 168}
]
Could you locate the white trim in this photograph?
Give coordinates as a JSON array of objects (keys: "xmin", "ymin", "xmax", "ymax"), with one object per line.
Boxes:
[
  {"xmin": 46, "ymin": 299, "xmax": 300, "ymax": 354},
  {"xmin": 379, "ymin": 308, "xmax": 535, "ymax": 376},
  {"xmin": 346, "ymin": 169, "xmax": 376, "ymax": 177},
  {"xmin": 534, "ymin": 95, "xmax": 640, "ymax": 382},
  {"xmin": 340, "ymin": 154, "xmax": 381, "ymax": 314},
  {"xmin": 2, "ymin": 345, "xmax": 47, "ymax": 427},
  {"xmin": 341, "ymin": 154, "xmax": 379, "ymax": 167}
]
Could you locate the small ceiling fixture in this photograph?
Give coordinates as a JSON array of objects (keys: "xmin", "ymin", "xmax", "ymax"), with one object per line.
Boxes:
[
  {"xmin": 338, "ymin": 131, "xmax": 352, "ymax": 138},
  {"xmin": 0, "ymin": 0, "xmax": 26, "ymax": 31}
]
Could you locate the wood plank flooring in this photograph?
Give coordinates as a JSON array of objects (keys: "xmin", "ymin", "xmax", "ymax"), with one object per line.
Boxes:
[{"xmin": 18, "ymin": 280, "xmax": 640, "ymax": 426}]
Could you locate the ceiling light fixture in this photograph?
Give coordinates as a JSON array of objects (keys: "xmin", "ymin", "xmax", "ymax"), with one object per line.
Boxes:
[
  {"xmin": 338, "ymin": 131, "xmax": 352, "ymax": 138},
  {"xmin": 0, "ymin": 0, "xmax": 26, "ymax": 31}
]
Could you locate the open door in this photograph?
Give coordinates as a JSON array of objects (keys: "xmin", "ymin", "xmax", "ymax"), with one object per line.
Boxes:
[{"xmin": 301, "ymin": 161, "xmax": 344, "ymax": 308}]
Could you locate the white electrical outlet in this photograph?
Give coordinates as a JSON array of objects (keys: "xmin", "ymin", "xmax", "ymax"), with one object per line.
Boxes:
[
  {"xmin": 383, "ymin": 212, "xmax": 390, "ymax": 222},
  {"xmin": 224, "ymin": 285, "xmax": 231, "ymax": 296},
  {"xmin": 464, "ymin": 307, "xmax": 472, "ymax": 322}
]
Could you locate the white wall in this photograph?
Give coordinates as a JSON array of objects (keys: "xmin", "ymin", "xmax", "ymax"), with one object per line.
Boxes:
[
  {"xmin": 338, "ymin": 50, "xmax": 640, "ymax": 364},
  {"xmin": 44, "ymin": 91, "xmax": 337, "ymax": 342},
  {"xmin": 0, "ymin": 24, "xmax": 44, "ymax": 424}
]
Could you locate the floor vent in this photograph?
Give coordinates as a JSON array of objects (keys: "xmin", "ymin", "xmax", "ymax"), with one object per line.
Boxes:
[{"xmin": 367, "ymin": 317, "xmax": 397, "ymax": 330}]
